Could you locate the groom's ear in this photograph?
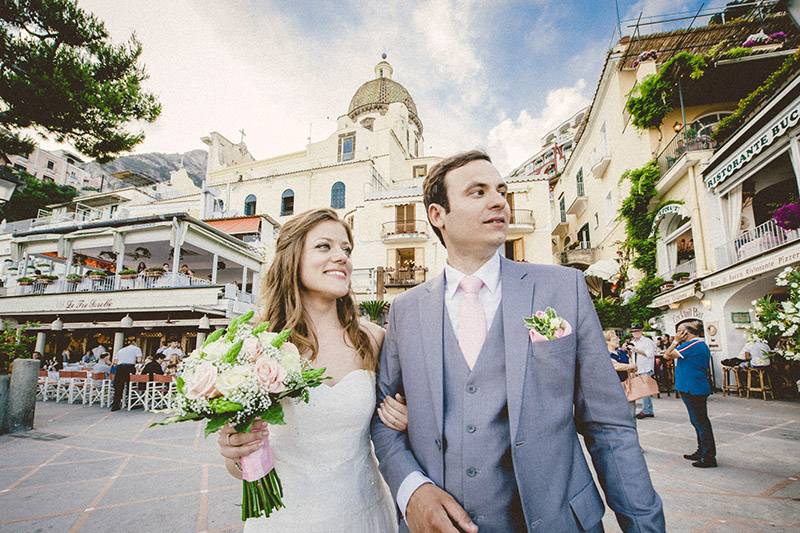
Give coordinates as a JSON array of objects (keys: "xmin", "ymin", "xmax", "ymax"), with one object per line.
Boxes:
[{"xmin": 428, "ymin": 202, "xmax": 445, "ymax": 231}]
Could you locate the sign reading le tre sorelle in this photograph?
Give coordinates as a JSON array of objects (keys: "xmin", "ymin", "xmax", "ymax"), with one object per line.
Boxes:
[{"xmin": 705, "ymin": 100, "xmax": 800, "ymax": 189}]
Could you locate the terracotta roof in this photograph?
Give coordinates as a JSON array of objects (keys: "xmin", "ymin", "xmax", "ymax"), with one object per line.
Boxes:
[
  {"xmin": 620, "ymin": 13, "xmax": 799, "ymax": 70},
  {"xmin": 204, "ymin": 216, "xmax": 261, "ymax": 235}
]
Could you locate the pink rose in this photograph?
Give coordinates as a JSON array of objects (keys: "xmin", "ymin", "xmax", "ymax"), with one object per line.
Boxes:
[
  {"xmin": 242, "ymin": 336, "xmax": 263, "ymax": 362},
  {"xmin": 535, "ymin": 310, "xmax": 546, "ymax": 318},
  {"xmin": 184, "ymin": 361, "xmax": 218, "ymax": 399},
  {"xmin": 254, "ymin": 357, "xmax": 287, "ymax": 394},
  {"xmin": 554, "ymin": 319, "xmax": 573, "ymax": 338}
]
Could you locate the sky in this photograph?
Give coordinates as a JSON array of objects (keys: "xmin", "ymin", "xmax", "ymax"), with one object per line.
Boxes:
[{"xmin": 55, "ymin": 0, "xmax": 718, "ymax": 174}]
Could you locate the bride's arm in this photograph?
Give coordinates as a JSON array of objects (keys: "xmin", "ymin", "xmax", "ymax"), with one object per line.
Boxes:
[{"xmin": 378, "ymin": 393, "xmax": 408, "ymax": 431}]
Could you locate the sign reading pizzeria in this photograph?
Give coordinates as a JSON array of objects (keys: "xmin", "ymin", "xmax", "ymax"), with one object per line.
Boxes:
[{"xmin": 705, "ymin": 100, "xmax": 800, "ymax": 190}]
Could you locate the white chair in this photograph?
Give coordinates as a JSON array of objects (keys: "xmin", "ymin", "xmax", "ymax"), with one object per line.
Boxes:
[
  {"xmin": 54, "ymin": 371, "xmax": 73, "ymax": 402},
  {"xmin": 127, "ymin": 374, "xmax": 149, "ymax": 410},
  {"xmin": 66, "ymin": 371, "xmax": 88, "ymax": 404},
  {"xmin": 40, "ymin": 371, "xmax": 60, "ymax": 401},
  {"xmin": 36, "ymin": 370, "xmax": 48, "ymax": 400},
  {"xmin": 146, "ymin": 374, "xmax": 175, "ymax": 411},
  {"xmin": 84, "ymin": 372, "xmax": 108, "ymax": 406}
]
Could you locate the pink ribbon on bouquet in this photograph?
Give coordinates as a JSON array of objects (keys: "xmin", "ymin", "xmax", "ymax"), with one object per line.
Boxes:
[{"xmin": 240, "ymin": 429, "xmax": 275, "ymax": 482}]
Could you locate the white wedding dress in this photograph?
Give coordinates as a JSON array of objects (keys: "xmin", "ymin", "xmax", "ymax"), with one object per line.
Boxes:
[{"xmin": 243, "ymin": 369, "xmax": 398, "ymax": 533}]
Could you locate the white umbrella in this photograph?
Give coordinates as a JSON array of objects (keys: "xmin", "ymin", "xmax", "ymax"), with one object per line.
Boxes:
[{"xmin": 583, "ymin": 259, "xmax": 620, "ymax": 296}]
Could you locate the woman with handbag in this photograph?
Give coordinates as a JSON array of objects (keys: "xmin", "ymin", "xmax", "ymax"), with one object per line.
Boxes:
[
  {"xmin": 605, "ymin": 330, "xmax": 638, "ymax": 420},
  {"xmin": 664, "ymin": 319, "xmax": 717, "ymax": 468}
]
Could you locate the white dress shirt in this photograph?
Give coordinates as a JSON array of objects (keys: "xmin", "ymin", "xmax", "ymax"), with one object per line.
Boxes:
[
  {"xmin": 115, "ymin": 344, "xmax": 142, "ymax": 365},
  {"xmin": 395, "ymin": 253, "xmax": 502, "ymax": 518},
  {"xmin": 633, "ymin": 336, "xmax": 657, "ymax": 374}
]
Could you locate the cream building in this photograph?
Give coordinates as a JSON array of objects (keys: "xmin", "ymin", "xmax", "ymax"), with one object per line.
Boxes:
[
  {"xmin": 197, "ymin": 57, "xmax": 553, "ymax": 301},
  {"xmin": 6, "ymin": 147, "xmax": 100, "ymax": 191},
  {"xmin": 550, "ymin": 12, "xmax": 799, "ymax": 383}
]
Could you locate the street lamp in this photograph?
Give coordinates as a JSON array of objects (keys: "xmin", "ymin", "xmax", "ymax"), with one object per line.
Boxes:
[{"xmin": 0, "ymin": 166, "xmax": 22, "ymax": 204}]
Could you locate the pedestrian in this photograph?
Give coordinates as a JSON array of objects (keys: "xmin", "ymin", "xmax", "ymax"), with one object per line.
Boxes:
[
  {"xmin": 605, "ymin": 330, "xmax": 638, "ymax": 420},
  {"xmin": 93, "ymin": 353, "xmax": 112, "ymax": 377},
  {"xmin": 110, "ymin": 337, "xmax": 142, "ymax": 411},
  {"xmin": 136, "ymin": 261, "xmax": 147, "ymax": 273},
  {"xmin": 162, "ymin": 339, "xmax": 185, "ymax": 360},
  {"xmin": 664, "ymin": 319, "xmax": 717, "ymax": 468},
  {"xmin": 31, "ymin": 351, "xmax": 43, "ymax": 368},
  {"xmin": 630, "ymin": 324, "xmax": 658, "ymax": 419},
  {"xmin": 738, "ymin": 339, "xmax": 771, "ymax": 368}
]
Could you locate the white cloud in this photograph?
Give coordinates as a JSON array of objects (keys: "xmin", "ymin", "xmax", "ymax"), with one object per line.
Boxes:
[{"xmin": 486, "ymin": 79, "xmax": 590, "ymax": 175}]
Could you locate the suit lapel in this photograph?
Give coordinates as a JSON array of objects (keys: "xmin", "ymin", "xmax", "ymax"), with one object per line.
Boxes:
[
  {"xmin": 501, "ymin": 258, "xmax": 535, "ymax": 441},
  {"xmin": 419, "ymin": 272, "xmax": 445, "ymax": 437}
]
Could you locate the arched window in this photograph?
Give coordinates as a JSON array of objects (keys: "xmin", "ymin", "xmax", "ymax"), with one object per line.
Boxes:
[
  {"xmin": 330, "ymin": 181, "xmax": 345, "ymax": 209},
  {"xmin": 244, "ymin": 194, "xmax": 257, "ymax": 216},
  {"xmin": 689, "ymin": 112, "xmax": 733, "ymax": 137},
  {"xmin": 280, "ymin": 189, "xmax": 294, "ymax": 216}
]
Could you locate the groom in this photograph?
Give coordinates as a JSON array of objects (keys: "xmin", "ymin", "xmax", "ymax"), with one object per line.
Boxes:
[{"xmin": 371, "ymin": 150, "xmax": 664, "ymax": 532}]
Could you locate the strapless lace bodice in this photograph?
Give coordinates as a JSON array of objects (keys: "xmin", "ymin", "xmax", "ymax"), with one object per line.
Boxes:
[{"xmin": 243, "ymin": 369, "xmax": 397, "ymax": 533}]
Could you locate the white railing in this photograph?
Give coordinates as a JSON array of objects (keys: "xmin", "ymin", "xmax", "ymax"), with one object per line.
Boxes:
[
  {"xmin": 715, "ymin": 219, "xmax": 800, "ymax": 269},
  {"xmin": 660, "ymin": 258, "xmax": 697, "ymax": 282},
  {"xmin": 351, "ymin": 268, "xmax": 376, "ymax": 295},
  {"xmin": 13, "ymin": 272, "xmax": 220, "ymax": 295},
  {"xmin": 224, "ymin": 283, "xmax": 255, "ymax": 303}
]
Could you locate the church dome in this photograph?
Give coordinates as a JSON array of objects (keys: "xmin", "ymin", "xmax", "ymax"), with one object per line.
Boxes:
[{"xmin": 347, "ymin": 57, "xmax": 423, "ymax": 134}]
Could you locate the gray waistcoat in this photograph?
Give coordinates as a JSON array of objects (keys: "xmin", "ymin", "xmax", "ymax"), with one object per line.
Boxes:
[{"xmin": 443, "ymin": 307, "xmax": 525, "ymax": 533}]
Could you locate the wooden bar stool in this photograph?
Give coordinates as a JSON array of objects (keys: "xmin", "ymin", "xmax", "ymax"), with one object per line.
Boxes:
[
  {"xmin": 721, "ymin": 365, "xmax": 744, "ymax": 397},
  {"xmin": 746, "ymin": 367, "xmax": 774, "ymax": 400}
]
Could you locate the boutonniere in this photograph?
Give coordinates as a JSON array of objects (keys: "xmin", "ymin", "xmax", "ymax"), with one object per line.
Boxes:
[{"xmin": 523, "ymin": 307, "xmax": 572, "ymax": 342}]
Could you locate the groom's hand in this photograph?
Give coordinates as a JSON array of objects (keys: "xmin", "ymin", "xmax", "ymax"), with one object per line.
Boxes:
[{"xmin": 406, "ymin": 483, "xmax": 478, "ymax": 533}]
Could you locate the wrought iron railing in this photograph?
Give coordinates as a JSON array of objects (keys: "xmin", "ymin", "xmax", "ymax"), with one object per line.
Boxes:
[
  {"xmin": 383, "ymin": 267, "xmax": 427, "ymax": 287},
  {"xmin": 715, "ymin": 219, "xmax": 800, "ymax": 269},
  {"xmin": 657, "ymin": 132, "xmax": 717, "ymax": 176},
  {"xmin": 381, "ymin": 220, "xmax": 429, "ymax": 239},
  {"xmin": 509, "ymin": 209, "xmax": 534, "ymax": 226}
]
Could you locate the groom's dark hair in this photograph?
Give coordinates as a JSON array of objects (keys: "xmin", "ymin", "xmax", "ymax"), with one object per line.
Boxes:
[{"xmin": 423, "ymin": 149, "xmax": 492, "ymax": 246}]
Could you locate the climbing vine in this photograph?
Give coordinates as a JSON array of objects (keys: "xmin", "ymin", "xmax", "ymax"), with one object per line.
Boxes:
[{"xmin": 626, "ymin": 52, "xmax": 708, "ymax": 130}]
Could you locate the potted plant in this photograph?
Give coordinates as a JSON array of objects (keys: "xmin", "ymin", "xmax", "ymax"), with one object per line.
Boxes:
[
  {"xmin": 88, "ymin": 270, "xmax": 108, "ymax": 281},
  {"xmin": 144, "ymin": 266, "xmax": 165, "ymax": 277},
  {"xmin": 359, "ymin": 300, "xmax": 389, "ymax": 323},
  {"xmin": 17, "ymin": 276, "xmax": 35, "ymax": 286},
  {"xmin": 36, "ymin": 274, "xmax": 59, "ymax": 284},
  {"xmin": 773, "ymin": 200, "xmax": 800, "ymax": 234},
  {"xmin": 118, "ymin": 268, "xmax": 138, "ymax": 280},
  {"xmin": 66, "ymin": 273, "xmax": 83, "ymax": 283},
  {"xmin": 660, "ymin": 280, "xmax": 675, "ymax": 291},
  {"xmin": 671, "ymin": 271, "xmax": 691, "ymax": 284}
]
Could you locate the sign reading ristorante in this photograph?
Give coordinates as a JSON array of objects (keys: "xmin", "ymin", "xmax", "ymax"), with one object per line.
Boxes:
[{"xmin": 705, "ymin": 100, "xmax": 800, "ymax": 190}]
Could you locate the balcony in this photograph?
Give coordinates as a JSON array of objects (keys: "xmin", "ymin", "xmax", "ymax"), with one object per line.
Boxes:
[
  {"xmin": 559, "ymin": 241, "xmax": 597, "ymax": 266},
  {"xmin": 381, "ymin": 220, "xmax": 429, "ymax": 243},
  {"xmin": 715, "ymin": 219, "xmax": 800, "ymax": 270},
  {"xmin": 566, "ymin": 195, "xmax": 588, "ymax": 217},
  {"xmin": 656, "ymin": 133, "xmax": 717, "ymax": 191},
  {"xmin": 12, "ymin": 271, "xmax": 219, "ymax": 295},
  {"xmin": 508, "ymin": 209, "xmax": 535, "ymax": 234},
  {"xmin": 658, "ymin": 258, "xmax": 697, "ymax": 290},
  {"xmin": 589, "ymin": 143, "xmax": 611, "ymax": 179},
  {"xmin": 383, "ymin": 266, "xmax": 427, "ymax": 288},
  {"xmin": 551, "ymin": 209, "xmax": 569, "ymax": 237}
]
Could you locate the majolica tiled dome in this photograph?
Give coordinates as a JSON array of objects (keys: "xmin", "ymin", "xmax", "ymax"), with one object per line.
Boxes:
[{"xmin": 347, "ymin": 58, "xmax": 423, "ymax": 134}]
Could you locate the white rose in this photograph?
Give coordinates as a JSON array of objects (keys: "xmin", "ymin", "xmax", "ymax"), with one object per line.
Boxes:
[
  {"xmin": 257, "ymin": 331, "xmax": 279, "ymax": 347},
  {"xmin": 279, "ymin": 342, "xmax": 302, "ymax": 374},
  {"xmin": 184, "ymin": 361, "xmax": 218, "ymax": 400},
  {"xmin": 215, "ymin": 366, "xmax": 252, "ymax": 397},
  {"xmin": 203, "ymin": 340, "xmax": 230, "ymax": 362},
  {"xmin": 242, "ymin": 336, "xmax": 263, "ymax": 362}
]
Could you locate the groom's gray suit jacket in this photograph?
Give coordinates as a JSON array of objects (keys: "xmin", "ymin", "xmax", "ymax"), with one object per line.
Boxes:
[{"xmin": 371, "ymin": 258, "xmax": 665, "ymax": 532}]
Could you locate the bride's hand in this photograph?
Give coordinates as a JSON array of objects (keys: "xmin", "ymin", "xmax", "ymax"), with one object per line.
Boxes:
[
  {"xmin": 378, "ymin": 393, "xmax": 408, "ymax": 432},
  {"xmin": 218, "ymin": 421, "xmax": 269, "ymax": 462}
]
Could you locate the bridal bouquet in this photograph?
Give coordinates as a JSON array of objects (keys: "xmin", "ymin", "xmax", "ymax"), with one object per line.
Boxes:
[{"xmin": 151, "ymin": 310, "xmax": 326, "ymax": 520}]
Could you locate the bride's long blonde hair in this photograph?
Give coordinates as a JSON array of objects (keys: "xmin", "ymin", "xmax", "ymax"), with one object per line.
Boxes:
[{"xmin": 258, "ymin": 208, "xmax": 377, "ymax": 371}]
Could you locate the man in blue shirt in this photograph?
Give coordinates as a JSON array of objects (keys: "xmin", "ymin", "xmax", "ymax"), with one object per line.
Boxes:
[{"xmin": 664, "ymin": 319, "xmax": 717, "ymax": 468}]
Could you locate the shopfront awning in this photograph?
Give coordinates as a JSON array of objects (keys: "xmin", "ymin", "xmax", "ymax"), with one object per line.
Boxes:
[{"xmin": 583, "ymin": 259, "xmax": 620, "ymax": 295}]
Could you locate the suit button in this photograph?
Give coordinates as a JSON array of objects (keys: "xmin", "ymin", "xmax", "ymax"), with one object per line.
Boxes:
[
  {"xmin": 466, "ymin": 384, "xmax": 477, "ymax": 393},
  {"xmin": 466, "ymin": 424, "xmax": 477, "ymax": 433},
  {"xmin": 466, "ymin": 467, "xmax": 478, "ymax": 477}
]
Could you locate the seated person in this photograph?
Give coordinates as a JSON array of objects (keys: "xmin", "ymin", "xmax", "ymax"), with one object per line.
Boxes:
[
  {"xmin": 738, "ymin": 339, "xmax": 771, "ymax": 368},
  {"xmin": 142, "ymin": 353, "xmax": 166, "ymax": 379},
  {"xmin": 164, "ymin": 363, "xmax": 178, "ymax": 376},
  {"xmin": 92, "ymin": 353, "xmax": 113, "ymax": 377},
  {"xmin": 81, "ymin": 351, "xmax": 98, "ymax": 365}
]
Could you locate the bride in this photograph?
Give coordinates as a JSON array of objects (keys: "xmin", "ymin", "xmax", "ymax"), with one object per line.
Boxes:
[{"xmin": 217, "ymin": 208, "xmax": 408, "ymax": 532}]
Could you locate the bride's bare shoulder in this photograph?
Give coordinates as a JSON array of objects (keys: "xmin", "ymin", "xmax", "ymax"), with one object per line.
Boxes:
[{"xmin": 359, "ymin": 318, "xmax": 385, "ymax": 349}]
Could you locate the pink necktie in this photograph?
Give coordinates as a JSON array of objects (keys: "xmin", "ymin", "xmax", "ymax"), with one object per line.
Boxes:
[{"xmin": 456, "ymin": 275, "xmax": 486, "ymax": 369}]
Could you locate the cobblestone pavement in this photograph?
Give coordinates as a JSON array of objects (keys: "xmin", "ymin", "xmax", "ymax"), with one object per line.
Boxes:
[{"xmin": 0, "ymin": 395, "xmax": 798, "ymax": 532}]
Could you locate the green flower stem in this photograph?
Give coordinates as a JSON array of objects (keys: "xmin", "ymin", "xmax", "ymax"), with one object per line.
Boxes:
[{"xmin": 241, "ymin": 470, "xmax": 285, "ymax": 521}]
